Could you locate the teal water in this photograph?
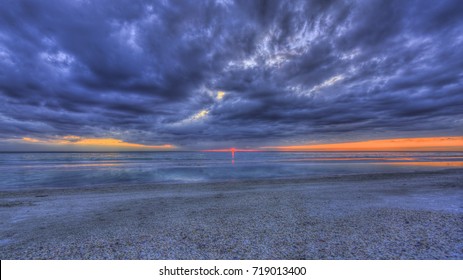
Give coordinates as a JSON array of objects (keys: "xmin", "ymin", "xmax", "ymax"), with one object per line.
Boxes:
[{"xmin": 0, "ymin": 151, "xmax": 462, "ymax": 190}]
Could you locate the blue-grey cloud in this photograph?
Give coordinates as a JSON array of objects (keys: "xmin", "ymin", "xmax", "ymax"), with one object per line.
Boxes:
[{"xmin": 0, "ymin": 0, "xmax": 462, "ymax": 149}]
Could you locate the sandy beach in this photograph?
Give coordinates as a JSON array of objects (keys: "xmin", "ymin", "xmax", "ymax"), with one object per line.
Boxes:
[{"xmin": 1, "ymin": 169, "xmax": 462, "ymax": 259}]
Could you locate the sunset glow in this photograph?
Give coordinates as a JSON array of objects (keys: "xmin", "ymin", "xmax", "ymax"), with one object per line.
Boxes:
[
  {"xmin": 382, "ymin": 161, "xmax": 463, "ymax": 167},
  {"xmin": 21, "ymin": 136, "xmax": 175, "ymax": 150},
  {"xmin": 216, "ymin": 91, "xmax": 225, "ymax": 100},
  {"xmin": 189, "ymin": 109, "xmax": 209, "ymax": 122},
  {"xmin": 263, "ymin": 137, "xmax": 463, "ymax": 152}
]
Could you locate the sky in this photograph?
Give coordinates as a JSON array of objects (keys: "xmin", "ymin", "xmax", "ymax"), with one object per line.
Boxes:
[{"xmin": 0, "ymin": 0, "xmax": 462, "ymax": 151}]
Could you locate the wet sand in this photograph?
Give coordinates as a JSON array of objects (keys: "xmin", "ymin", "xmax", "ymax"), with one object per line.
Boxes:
[{"xmin": 1, "ymin": 169, "xmax": 462, "ymax": 259}]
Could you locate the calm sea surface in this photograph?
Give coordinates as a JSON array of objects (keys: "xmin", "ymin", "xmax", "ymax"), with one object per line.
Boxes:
[{"xmin": 0, "ymin": 151, "xmax": 462, "ymax": 190}]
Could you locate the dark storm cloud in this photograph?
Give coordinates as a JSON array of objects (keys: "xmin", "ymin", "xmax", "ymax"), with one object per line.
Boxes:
[{"xmin": 0, "ymin": 0, "xmax": 462, "ymax": 149}]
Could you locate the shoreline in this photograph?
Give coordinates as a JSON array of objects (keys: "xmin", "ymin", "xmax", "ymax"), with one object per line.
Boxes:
[{"xmin": 1, "ymin": 169, "xmax": 462, "ymax": 259}]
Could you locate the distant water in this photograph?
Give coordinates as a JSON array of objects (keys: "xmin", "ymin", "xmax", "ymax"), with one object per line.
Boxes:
[{"xmin": 0, "ymin": 151, "xmax": 462, "ymax": 190}]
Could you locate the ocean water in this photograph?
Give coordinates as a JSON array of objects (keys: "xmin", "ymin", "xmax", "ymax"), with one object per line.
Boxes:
[{"xmin": 0, "ymin": 151, "xmax": 462, "ymax": 190}]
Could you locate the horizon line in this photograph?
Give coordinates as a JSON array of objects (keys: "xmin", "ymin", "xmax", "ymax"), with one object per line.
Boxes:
[{"xmin": 1, "ymin": 150, "xmax": 463, "ymax": 153}]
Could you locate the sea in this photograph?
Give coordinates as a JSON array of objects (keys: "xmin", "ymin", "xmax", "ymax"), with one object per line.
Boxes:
[{"xmin": 0, "ymin": 151, "xmax": 462, "ymax": 190}]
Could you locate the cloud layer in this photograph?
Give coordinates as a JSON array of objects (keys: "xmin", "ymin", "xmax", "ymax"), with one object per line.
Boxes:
[{"xmin": 1, "ymin": 0, "xmax": 462, "ymax": 150}]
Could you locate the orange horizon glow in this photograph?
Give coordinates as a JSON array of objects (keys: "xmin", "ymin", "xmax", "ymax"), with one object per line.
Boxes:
[
  {"xmin": 18, "ymin": 136, "xmax": 463, "ymax": 152},
  {"xmin": 262, "ymin": 136, "xmax": 463, "ymax": 152},
  {"xmin": 21, "ymin": 136, "xmax": 175, "ymax": 150},
  {"xmin": 381, "ymin": 161, "xmax": 463, "ymax": 167}
]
